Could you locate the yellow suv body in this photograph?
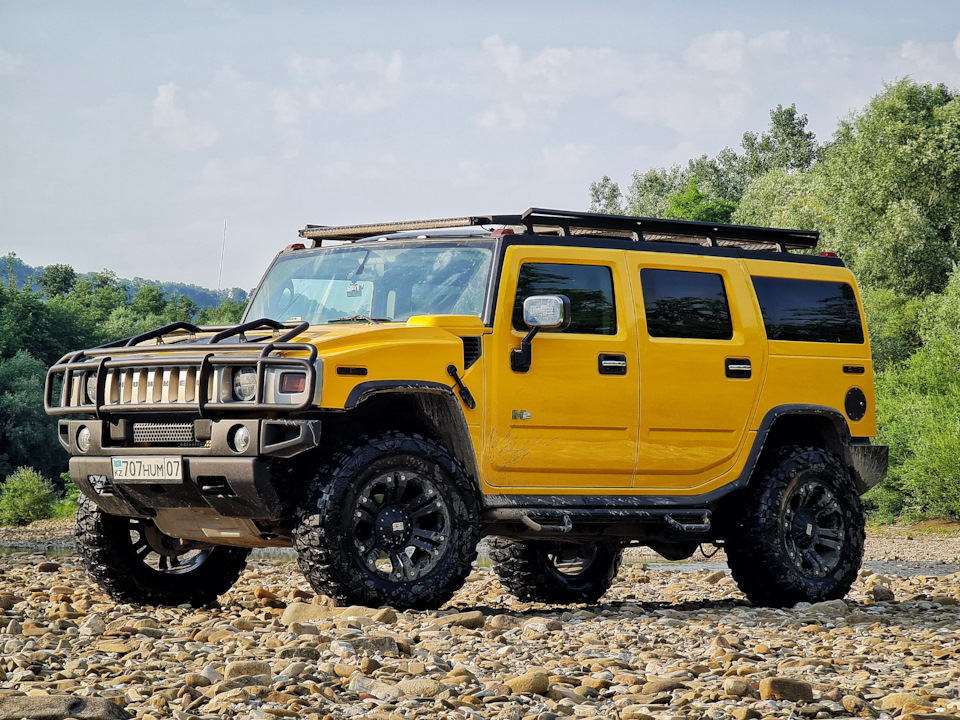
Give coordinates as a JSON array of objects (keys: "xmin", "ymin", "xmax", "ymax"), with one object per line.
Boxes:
[{"xmin": 47, "ymin": 208, "xmax": 887, "ymax": 609}]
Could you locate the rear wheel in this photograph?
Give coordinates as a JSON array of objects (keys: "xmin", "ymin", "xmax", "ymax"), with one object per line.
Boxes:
[
  {"xmin": 725, "ymin": 446, "xmax": 865, "ymax": 607},
  {"xmin": 75, "ymin": 493, "xmax": 249, "ymax": 606},
  {"xmin": 293, "ymin": 432, "xmax": 480, "ymax": 609},
  {"xmin": 489, "ymin": 538, "xmax": 622, "ymax": 604}
]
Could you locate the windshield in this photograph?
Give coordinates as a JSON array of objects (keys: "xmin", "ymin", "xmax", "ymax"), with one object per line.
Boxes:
[{"xmin": 245, "ymin": 240, "xmax": 495, "ymax": 325}]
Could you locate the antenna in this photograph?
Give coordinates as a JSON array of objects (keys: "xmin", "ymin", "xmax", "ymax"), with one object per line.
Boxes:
[{"xmin": 217, "ymin": 220, "xmax": 227, "ymax": 307}]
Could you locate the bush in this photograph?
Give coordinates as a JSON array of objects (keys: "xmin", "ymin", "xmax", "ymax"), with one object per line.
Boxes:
[
  {"xmin": 866, "ymin": 274, "xmax": 960, "ymax": 520},
  {"xmin": 0, "ymin": 467, "xmax": 57, "ymax": 526},
  {"xmin": 53, "ymin": 473, "xmax": 79, "ymax": 519}
]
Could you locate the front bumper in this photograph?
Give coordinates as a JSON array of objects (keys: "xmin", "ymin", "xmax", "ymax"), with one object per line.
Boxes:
[{"xmin": 64, "ymin": 418, "xmax": 321, "ymax": 519}]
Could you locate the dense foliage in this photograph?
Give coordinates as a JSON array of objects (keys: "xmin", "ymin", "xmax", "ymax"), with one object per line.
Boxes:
[
  {"xmin": 592, "ymin": 79, "xmax": 960, "ymax": 520},
  {"xmin": 0, "ymin": 257, "xmax": 248, "ymax": 511}
]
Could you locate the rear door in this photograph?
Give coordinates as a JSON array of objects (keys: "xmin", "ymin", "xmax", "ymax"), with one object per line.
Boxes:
[{"xmin": 627, "ymin": 253, "xmax": 765, "ymax": 493}]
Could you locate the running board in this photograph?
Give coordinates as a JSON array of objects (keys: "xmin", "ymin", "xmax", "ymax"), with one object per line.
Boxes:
[{"xmin": 486, "ymin": 508, "xmax": 712, "ymax": 533}]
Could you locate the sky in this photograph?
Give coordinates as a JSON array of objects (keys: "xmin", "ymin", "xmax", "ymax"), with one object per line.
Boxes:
[{"xmin": 2, "ymin": 1, "xmax": 960, "ymax": 292}]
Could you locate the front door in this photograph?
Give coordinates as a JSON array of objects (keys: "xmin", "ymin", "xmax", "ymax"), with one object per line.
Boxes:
[{"xmin": 484, "ymin": 247, "xmax": 639, "ymax": 490}]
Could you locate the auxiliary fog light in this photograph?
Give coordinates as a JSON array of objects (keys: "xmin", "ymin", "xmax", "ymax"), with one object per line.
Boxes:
[
  {"xmin": 77, "ymin": 426, "xmax": 91, "ymax": 453},
  {"xmin": 231, "ymin": 425, "xmax": 251, "ymax": 454}
]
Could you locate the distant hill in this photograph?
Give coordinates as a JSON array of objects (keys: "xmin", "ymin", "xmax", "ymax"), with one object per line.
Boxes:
[{"xmin": 3, "ymin": 254, "xmax": 250, "ymax": 308}]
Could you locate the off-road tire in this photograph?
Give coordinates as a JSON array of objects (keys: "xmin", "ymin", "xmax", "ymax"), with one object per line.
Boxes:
[
  {"xmin": 75, "ymin": 493, "xmax": 250, "ymax": 606},
  {"xmin": 293, "ymin": 432, "xmax": 480, "ymax": 610},
  {"xmin": 725, "ymin": 446, "xmax": 865, "ymax": 607},
  {"xmin": 489, "ymin": 538, "xmax": 623, "ymax": 604}
]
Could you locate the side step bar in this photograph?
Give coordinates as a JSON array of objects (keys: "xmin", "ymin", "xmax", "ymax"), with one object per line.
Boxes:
[{"xmin": 486, "ymin": 508, "xmax": 712, "ymax": 533}]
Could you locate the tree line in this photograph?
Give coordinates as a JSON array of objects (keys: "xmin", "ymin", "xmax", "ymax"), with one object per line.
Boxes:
[
  {"xmin": 590, "ymin": 78, "xmax": 960, "ymax": 520},
  {"xmin": 0, "ymin": 257, "xmax": 246, "ymax": 486}
]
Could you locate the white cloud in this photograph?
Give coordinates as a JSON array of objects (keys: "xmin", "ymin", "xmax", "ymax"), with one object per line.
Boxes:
[
  {"xmin": 0, "ymin": 49, "xmax": 22, "ymax": 76},
  {"xmin": 541, "ymin": 143, "xmax": 594, "ymax": 175},
  {"xmin": 477, "ymin": 35, "xmax": 625, "ymax": 105},
  {"xmin": 684, "ymin": 31, "xmax": 746, "ymax": 74},
  {"xmin": 899, "ymin": 36, "xmax": 960, "ymax": 85},
  {"xmin": 271, "ymin": 90, "xmax": 300, "ymax": 125},
  {"xmin": 152, "ymin": 83, "xmax": 218, "ymax": 151},
  {"xmin": 272, "ymin": 51, "xmax": 405, "ymax": 123}
]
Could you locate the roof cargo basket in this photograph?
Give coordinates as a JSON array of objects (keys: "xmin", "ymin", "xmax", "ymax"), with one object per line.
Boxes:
[{"xmin": 299, "ymin": 207, "xmax": 819, "ymax": 252}]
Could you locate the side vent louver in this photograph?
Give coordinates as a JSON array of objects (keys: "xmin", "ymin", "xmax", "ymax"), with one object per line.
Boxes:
[{"xmin": 460, "ymin": 337, "xmax": 482, "ymax": 369}]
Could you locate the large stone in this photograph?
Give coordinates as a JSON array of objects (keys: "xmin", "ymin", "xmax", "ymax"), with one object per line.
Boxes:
[
  {"xmin": 349, "ymin": 676, "xmax": 400, "ymax": 700},
  {"xmin": 280, "ymin": 601, "xmax": 338, "ymax": 625},
  {"xmin": 506, "ymin": 670, "xmax": 550, "ymax": 695},
  {"xmin": 723, "ymin": 678, "xmax": 757, "ymax": 697},
  {"xmin": 806, "ymin": 599, "xmax": 848, "ymax": 615},
  {"xmin": 759, "ymin": 677, "xmax": 814, "ymax": 702},
  {"xmin": 0, "ymin": 696, "xmax": 132, "ymax": 720},
  {"xmin": 396, "ymin": 678, "xmax": 448, "ymax": 697},
  {"xmin": 879, "ymin": 693, "xmax": 926, "ymax": 711},
  {"xmin": 869, "ymin": 583, "xmax": 896, "ymax": 602},
  {"xmin": 223, "ymin": 660, "xmax": 271, "ymax": 683},
  {"xmin": 486, "ymin": 614, "xmax": 525, "ymax": 631},
  {"xmin": 842, "ymin": 695, "xmax": 880, "ymax": 718},
  {"xmin": 642, "ymin": 678, "xmax": 687, "ymax": 695},
  {"xmin": 438, "ymin": 610, "xmax": 485, "ymax": 629},
  {"xmin": 352, "ymin": 635, "xmax": 400, "ymax": 655}
]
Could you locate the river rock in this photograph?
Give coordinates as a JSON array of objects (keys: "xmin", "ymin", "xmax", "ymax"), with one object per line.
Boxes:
[{"xmin": 759, "ymin": 677, "xmax": 814, "ymax": 702}]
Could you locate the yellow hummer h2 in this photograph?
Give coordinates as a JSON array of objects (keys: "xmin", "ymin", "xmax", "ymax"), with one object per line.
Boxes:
[{"xmin": 47, "ymin": 208, "xmax": 888, "ymax": 609}]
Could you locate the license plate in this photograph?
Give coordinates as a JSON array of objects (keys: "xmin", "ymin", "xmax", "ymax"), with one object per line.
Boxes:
[{"xmin": 112, "ymin": 457, "xmax": 182, "ymax": 481}]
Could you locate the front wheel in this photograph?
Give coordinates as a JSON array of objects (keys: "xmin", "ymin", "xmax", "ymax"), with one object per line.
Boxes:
[
  {"xmin": 725, "ymin": 446, "xmax": 865, "ymax": 607},
  {"xmin": 489, "ymin": 538, "xmax": 623, "ymax": 604},
  {"xmin": 75, "ymin": 493, "xmax": 250, "ymax": 606},
  {"xmin": 293, "ymin": 432, "xmax": 480, "ymax": 610}
]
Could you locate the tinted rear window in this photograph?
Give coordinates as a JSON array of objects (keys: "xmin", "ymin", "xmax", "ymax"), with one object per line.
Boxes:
[
  {"xmin": 640, "ymin": 269, "xmax": 733, "ymax": 340},
  {"xmin": 751, "ymin": 276, "xmax": 864, "ymax": 344}
]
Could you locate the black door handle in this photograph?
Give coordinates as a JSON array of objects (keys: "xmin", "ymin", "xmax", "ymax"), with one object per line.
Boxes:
[
  {"xmin": 599, "ymin": 353, "xmax": 628, "ymax": 375},
  {"xmin": 725, "ymin": 358, "xmax": 752, "ymax": 378}
]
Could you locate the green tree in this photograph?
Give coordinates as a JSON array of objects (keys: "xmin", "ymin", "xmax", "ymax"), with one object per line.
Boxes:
[
  {"xmin": 0, "ymin": 351, "xmax": 65, "ymax": 481},
  {"xmin": 623, "ymin": 165, "xmax": 688, "ymax": 218},
  {"xmin": 588, "ymin": 175, "xmax": 625, "ymax": 215},
  {"xmin": 741, "ymin": 103, "xmax": 819, "ymax": 180},
  {"xmin": 869, "ymin": 270, "xmax": 960, "ymax": 519},
  {"xmin": 130, "ymin": 281, "xmax": 168, "ymax": 317},
  {"xmin": 663, "ymin": 179, "xmax": 737, "ymax": 223},
  {"xmin": 165, "ymin": 294, "xmax": 199, "ymax": 323},
  {"xmin": 37, "ymin": 264, "xmax": 78, "ymax": 298},
  {"xmin": 816, "ymin": 80, "xmax": 960, "ymax": 296},
  {"xmin": 197, "ymin": 298, "xmax": 247, "ymax": 325}
]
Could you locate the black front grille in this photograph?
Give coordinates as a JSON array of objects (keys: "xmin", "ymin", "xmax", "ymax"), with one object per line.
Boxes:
[{"xmin": 132, "ymin": 422, "xmax": 203, "ymax": 447}]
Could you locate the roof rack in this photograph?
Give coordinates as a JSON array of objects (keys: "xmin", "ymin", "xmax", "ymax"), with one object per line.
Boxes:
[{"xmin": 299, "ymin": 207, "xmax": 819, "ymax": 252}]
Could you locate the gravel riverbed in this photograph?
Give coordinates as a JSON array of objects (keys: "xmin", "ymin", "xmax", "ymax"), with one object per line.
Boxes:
[{"xmin": 1, "ymin": 521, "xmax": 959, "ymax": 720}]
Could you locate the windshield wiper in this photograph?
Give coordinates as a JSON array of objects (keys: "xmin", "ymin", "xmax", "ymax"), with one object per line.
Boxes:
[{"xmin": 327, "ymin": 315, "xmax": 391, "ymax": 325}]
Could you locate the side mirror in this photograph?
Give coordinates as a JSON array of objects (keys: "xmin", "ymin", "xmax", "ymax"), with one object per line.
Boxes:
[
  {"xmin": 511, "ymin": 295, "xmax": 571, "ymax": 372},
  {"xmin": 522, "ymin": 295, "xmax": 571, "ymax": 331}
]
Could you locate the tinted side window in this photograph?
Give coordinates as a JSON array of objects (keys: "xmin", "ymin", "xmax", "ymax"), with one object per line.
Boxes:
[
  {"xmin": 752, "ymin": 276, "xmax": 864, "ymax": 344},
  {"xmin": 640, "ymin": 269, "xmax": 733, "ymax": 340},
  {"xmin": 512, "ymin": 264, "xmax": 616, "ymax": 335}
]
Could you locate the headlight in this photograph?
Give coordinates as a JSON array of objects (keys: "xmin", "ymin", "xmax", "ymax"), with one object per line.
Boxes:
[
  {"xmin": 85, "ymin": 373, "xmax": 98, "ymax": 404},
  {"xmin": 232, "ymin": 367, "xmax": 258, "ymax": 401}
]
